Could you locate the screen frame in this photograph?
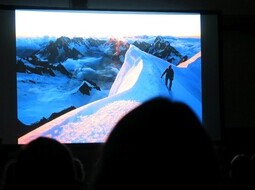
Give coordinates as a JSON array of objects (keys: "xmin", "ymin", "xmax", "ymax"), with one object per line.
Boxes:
[{"xmin": 0, "ymin": 5, "xmax": 223, "ymax": 145}]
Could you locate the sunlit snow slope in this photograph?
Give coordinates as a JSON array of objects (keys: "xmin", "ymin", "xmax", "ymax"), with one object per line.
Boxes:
[{"xmin": 18, "ymin": 45, "xmax": 201, "ymax": 144}]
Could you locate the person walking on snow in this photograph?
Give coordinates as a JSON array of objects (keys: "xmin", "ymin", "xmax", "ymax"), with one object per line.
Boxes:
[{"xmin": 161, "ymin": 65, "xmax": 174, "ymax": 91}]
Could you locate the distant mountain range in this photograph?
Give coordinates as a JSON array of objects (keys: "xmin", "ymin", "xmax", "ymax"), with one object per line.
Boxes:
[
  {"xmin": 17, "ymin": 35, "xmax": 184, "ymax": 68},
  {"xmin": 16, "ymin": 35, "xmax": 195, "ymax": 130},
  {"xmin": 18, "ymin": 44, "xmax": 201, "ymax": 144}
]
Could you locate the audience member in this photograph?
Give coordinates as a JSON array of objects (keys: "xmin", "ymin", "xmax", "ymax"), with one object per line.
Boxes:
[
  {"xmin": 1, "ymin": 136, "xmax": 85, "ymax": 190},
  {"xmin": 1, "ymin": 159, "xmax": 17, "ymax": 190},
  {"xmin": 250, "ymin": 153, "xmax": 255, "ymax": 188},
  {"xmin": 73, "ymin": 157, "xmax": 86, "ymax": 189},
  {"xmin": 228, "ymin": 153, "xmax": 253, "ymax": 190},
  {"xmin": 89, "ymin": 97, "xmax": 221, "ymax": 190}
]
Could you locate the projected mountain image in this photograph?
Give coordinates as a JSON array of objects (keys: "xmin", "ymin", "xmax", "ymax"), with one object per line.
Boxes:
[{"xmin": 17, "ymin": 35, "xmax": 201, "ymax": 144}]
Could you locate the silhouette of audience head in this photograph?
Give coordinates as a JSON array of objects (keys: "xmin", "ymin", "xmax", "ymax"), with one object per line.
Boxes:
[
  {"xmin": 229, "ymin": 153, "xmax": 253, "ymax": 190},
  {"xmin": 2, "ymin": 136, "xmax": 83, "ymax": 190},
  {"xmin": 89, "ymin": 97, "xmax": 221, "ymax": 190}
]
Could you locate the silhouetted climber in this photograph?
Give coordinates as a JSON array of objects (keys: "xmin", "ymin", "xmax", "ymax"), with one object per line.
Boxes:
[
  {"xmin": 89, "ymin": 97, "xmax": 221, "ymax": 190},
  {"xmin": 161, "ymin": 65, "xmax": 174, "ymax": 91},
  {"xmin": 1, "ymin": 137, "xmax": 85, "ymax": 190}
]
